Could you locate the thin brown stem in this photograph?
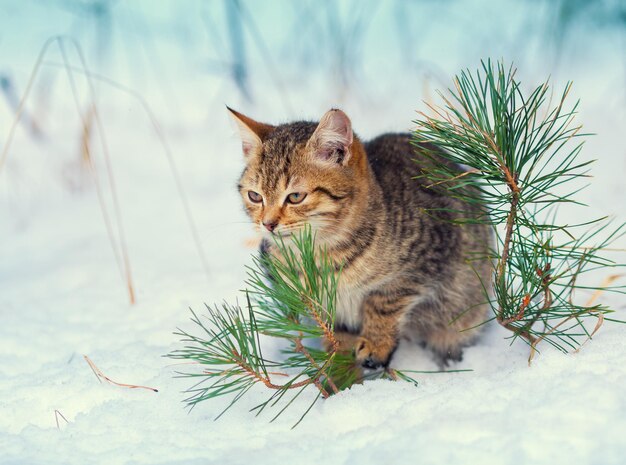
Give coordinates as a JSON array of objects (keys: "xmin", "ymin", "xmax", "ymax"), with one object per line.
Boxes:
[
  {"xmin": 83, "ymin": 355, "xmax": 158, "ymax": 392},
  {"xmin": 231, "ymin": 347, "xmax": 338, "ymax": 397},
  {"xmin": 425, "ymin": 168, "xmax": 480, "ymax": 188},
  {"xmin": 287, "ymin": 313, "xmax": 340, "ymax": 396},
  {"xmin": 500, "ymin": 293, "xmax": 530, "ymax": 325},
  {"xmin": 502, "ymin": 322, "xmax": 537, "ymax": 344},
  {"xmin": 294, "ymin": 338, "xmax": 332, "ymax": 398},
  {"xmin": 528, "ymin": 307, "xmax": 597, "ymax": 365},
  {"xmin": 494, "ymin": 176, "xmax": 539, "ymax": 345},
  {"xmin": 522, "ymin": 265, "xmax": 553, "ymax": 333},
  {"xmin": 497, "ymin": 191, "xmax": 519, "ymax": 302},
  {"xmin": 301, "ymin": 294, "xmax": 339, "ymax": 353},
  {"xmin": 231, "ymin": 349, "xmax": 312, "ymax": 390}
]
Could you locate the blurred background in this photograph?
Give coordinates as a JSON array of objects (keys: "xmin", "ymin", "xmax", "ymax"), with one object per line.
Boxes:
[
  {"xmin": 1, "ymin": 0, "xmax": 625, "ymax": 312},
  {"xmin": 1, "ymin": 0, "xmax": 626, "ymax": 446}
]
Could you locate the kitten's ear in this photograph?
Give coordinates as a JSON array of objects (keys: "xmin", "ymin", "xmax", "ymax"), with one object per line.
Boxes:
[
  {"xmin": 227, "ymin": 106, "xmax": 274, "ymax": 157},
  {"xmin": 307, "ymin": 109, "xmax": 353, "ymax": 165}
]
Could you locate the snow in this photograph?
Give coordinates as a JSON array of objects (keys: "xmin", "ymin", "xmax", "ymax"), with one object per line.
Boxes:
[{"xmin": 1, "ymin": 1, "xmax": 625, "ymax": 464}]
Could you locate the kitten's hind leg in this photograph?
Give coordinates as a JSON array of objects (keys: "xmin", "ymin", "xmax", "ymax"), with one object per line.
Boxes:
[
  {"xmin": 423, "ymin": 328, "xmax": 471, "ymax": 368},
  {"xmin": 431, "ymin": 344, "xmax": 464, "ymax": 368}
]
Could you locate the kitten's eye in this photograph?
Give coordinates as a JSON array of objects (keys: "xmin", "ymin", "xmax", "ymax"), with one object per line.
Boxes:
[
  {"xmin": 286, "ymin": 192, "xmax": 307, "ymax": 204},
  {"xmin": 248, "ymin": 191, "xmax": 263, "ymax": 203}
]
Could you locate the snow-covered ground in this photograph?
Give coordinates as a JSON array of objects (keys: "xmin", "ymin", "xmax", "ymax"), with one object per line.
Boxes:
[{"xmin": 1, "ymin": 1, "xmax": 625, "ymax": 464}]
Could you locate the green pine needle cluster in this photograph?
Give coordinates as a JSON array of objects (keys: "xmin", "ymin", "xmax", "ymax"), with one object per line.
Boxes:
[
  {"xmin": 168, "ymin": 60, "xmax": 625, "ymax": 423},
  {"xmin": 413, "ymin": 60, "xmax": 625, "ymax": 361},
  {"xmin": 168, "ymin": 227, "xmax": 420, "ymax": 427}
]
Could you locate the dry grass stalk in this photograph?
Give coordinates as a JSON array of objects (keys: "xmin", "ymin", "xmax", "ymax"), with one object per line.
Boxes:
[
  {"xmin": 80, "ymin": 104, "xmax": 95, "ymax": 165},
  {"xmin": 83, "ymin": 355, "xmax": 158, "ymax": 393},
  {"xmin": 57, "ymin": 39, "xmax": 137, "ymax": 305},
  {"xmin": 43, "ymin": 61, "xmax": 213, "ymax": 283},
  {"xmin": 528, "ymin": 274, "xmax": 625, "ymax": 365},
  {"xmin": 0, "ymin": 36, "xmax": 137, "ymax": 305},
  {"xmin": 54, "ymin": 409, "xmax": 69, "ymax": 429}
]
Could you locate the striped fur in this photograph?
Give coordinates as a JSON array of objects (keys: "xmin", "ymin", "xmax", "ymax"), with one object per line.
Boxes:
[{"xmin": 232, "ymin": 108, "xmax": 493, "ymax": 368}]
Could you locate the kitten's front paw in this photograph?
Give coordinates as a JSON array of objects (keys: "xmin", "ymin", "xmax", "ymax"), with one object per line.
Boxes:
[
  {"xmin": 323, "ymin": 330, "xmax": 359, "ymax": 354},
  {"xmin": 354, "ymin": 336, "xmax": 396, "ymax": 370}
]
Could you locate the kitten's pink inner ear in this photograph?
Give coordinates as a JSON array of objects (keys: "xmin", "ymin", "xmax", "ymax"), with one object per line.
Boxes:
[
  {"xmin": 309, "ymin": 109, "xmax": 354, "ymax": 164},
  {"xmin": 227, "ymin": 106, "xmax": 274, "ymax": 157}
]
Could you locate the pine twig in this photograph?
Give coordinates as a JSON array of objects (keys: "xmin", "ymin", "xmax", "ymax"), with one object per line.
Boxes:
[
  {"xmin": 168, "ymin": 227, "xmax": 417, "ymax": 425},
  {"xmin": 413, "ymin": 59, "xmax": 626, "ymax": 358},
  {"xmin": 294, "ymin": 338, "xmax": 331, "ymax": 398}
]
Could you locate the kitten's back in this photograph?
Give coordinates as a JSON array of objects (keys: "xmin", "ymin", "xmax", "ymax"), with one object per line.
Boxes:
[{"xmin": 365, "ymin": 133, "xmax": 462, "ymax": 210}]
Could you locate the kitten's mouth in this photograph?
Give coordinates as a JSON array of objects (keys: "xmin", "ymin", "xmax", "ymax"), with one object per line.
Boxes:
[
  {"xmin": 273, "ymin": 230, "xmax": 296, "ymax": 238},
  {"xmin": 259, "ymin": 228, "xmax": 294, "ymax": 239}
]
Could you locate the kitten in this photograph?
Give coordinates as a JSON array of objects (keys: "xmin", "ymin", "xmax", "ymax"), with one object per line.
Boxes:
[{"xmin": 230, "ymin": 107, "xmax": 492, "ymax": 368}]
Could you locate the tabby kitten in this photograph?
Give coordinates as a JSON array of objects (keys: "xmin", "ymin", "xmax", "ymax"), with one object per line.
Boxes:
[{"xmin": 230, "ymin": 107, "xmax": 492, "ymax": 368}]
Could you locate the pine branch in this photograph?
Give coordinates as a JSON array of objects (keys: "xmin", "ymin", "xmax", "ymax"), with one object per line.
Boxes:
[
  {"xmin": 413, "ymin": 59, "xmax": 626, "ymax": 361},
  {"xmin": 167, "ymin": 227, "xmax": 420, "ymax": 425}
]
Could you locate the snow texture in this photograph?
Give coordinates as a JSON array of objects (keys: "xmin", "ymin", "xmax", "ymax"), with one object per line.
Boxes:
[{"xmin": 1, "ymin": 1, "xmax": 625, "ymax": 464}]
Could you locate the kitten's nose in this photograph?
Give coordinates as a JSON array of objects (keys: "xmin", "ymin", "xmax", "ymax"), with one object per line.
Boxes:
[{"xmin": 263, "ymin": 221, "xmax": 278, "ymax": 232}]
